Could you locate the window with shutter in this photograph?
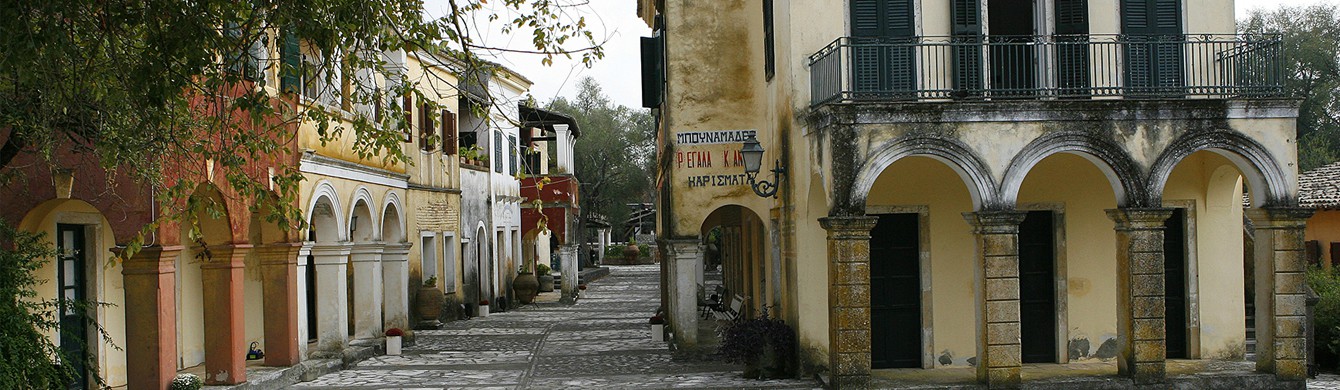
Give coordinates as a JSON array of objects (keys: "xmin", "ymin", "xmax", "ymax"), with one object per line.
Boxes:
[
  {"xmin": 763, "ymin": 0, "xmax": 775, "ymax": 81},
  {"xmin": 849, "ymin": 0, "xmax": 916, "ymax": 98},
  {"xmin": 1122, "ymin": 0, "xmax": 1183, "ymax": 95},
  {"xmin": 1056, "ymin": 0, "xmax": 1091, "ymax": 96},
  {"xmin": 279, "ymin": 28, "xmax": 301, "ymax": 93},
  {"xmin": 508, "ymin": 135, "xmax": 517, "ymax": 176},
  {"xmin": 494, "ymin": 131, "xmax": 503, "ymax": 173},
  {"xmin": 442, "ymin": 110, "xmax": 457, "ymax": 155},
  {"xmin": 402, "ymin": 94, "xmax": 413, "ymax": 142},
  {"xmin": 420, "ymin": 103, "xmax": 435, "ymax": 152}
]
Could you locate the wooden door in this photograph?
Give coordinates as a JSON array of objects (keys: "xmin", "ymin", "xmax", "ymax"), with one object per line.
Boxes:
[
  {"xmin": 870, "ymin": 213, "xmax": 921, "ymax": 368},
  {"xmin": 1019, "ymin": 211, "xmax": 1058, "ymax": 363},
  {"xmin": 56, "ymin": 224, "xmax": 88, "ymax": 389},
  {"xmin": 1164, "ymin": 208, "xmax": 1189, "ymax": 358}
]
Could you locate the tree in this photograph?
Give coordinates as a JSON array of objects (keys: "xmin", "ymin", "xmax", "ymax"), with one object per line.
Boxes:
[
  {"xmin": 1241, "ymin": 4, "xmax": 1340, "ymax": 171},
  {"xmin": 546, "ymin": 77, "xmax": 654, "ymax": 244},
  {"xmin": 0, "ymin": 0, "xmax": 603, "ymax": 383}
]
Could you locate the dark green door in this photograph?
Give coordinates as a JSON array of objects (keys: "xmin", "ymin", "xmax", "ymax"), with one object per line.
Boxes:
[
  {"xmin": 851, "ymin": 0, "xmax": 916, "ymax": 98},
  {"xmin": 870, "ymin": 213, "xmax": 921, "ymax": 368},
  {"xmin": 987, "ymin": 0, "xmax": 1037, "ymax": 97},
  {"xmin": 1019, "ymin": 211, "xmax": 1057, "ymax": 363},
  {"xmin": 1122, "ymin": 0, "xmax": 1183, "ymax": 95},
  {"xmin": 1164, "ymin": 208, "xmax": 1189, "ymax": 358},
  {"xmin": 1055, "ymin": 0, "xmax": 1091, "ymax": 96},
  {"xmin": 56, "ymin": 224, "xmax": 88, "ymax": 389}
]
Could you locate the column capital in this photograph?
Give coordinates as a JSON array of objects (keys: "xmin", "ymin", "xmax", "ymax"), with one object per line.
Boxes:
[
  {"xmin": 381, "ymin": 242, "xmax": 412, "ymax": 257},
  {"xmin": 1246, "ymin": 207, "xmax": 1315, "ymax": 228},
  {"xmin": 1106, "ymin": 208, "xmax": 1175, "ymax": 230},
  {"xmin": 661, "ymin": 239, "xmax": 704, "ymax": 256},
  {"xmin": 310, "ymin": 242, "xmax": 353, "ymax": 264},
  {"xmin": 201, "ymin": 244, "xmax": 252, "ymax": 270},
  {"xmin": 818, "ymin": 216, "xmax": 878, "ymax": 238},
  {"xmin": 350, "ymin": 242, "xmax": 387, "ymax": 257},
  {"xmin": 119, "ymin": 245, "xmax": 184, "ymax": 275},
  {"xmin": 963, "ymin": 210, "xmax": 1027, "ymax": 234},
  {"xmin": 257, "ymin": 242, "xmax": 304, "ymax": 266}
]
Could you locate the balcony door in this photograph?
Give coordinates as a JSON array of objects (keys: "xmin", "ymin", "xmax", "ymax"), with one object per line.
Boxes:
[
  {"xmin": 870, "ymin": 213, "xmax": 921, "ymax": 369},
  {"xmin": 1055, "ymin": 0, "xmax": 1091, "ymax": 96},
  {"xmin": 1122, "ymin": 0, "xmax": 1184, "ymax": 95},
  {"xmin": 987, "ymin": 0, "xmax": 1038, "ymax": 97},
  {"xmin": 850, "ymin": 0, "xmax": 916, "ymax": 99},
  {"xmin": 57, "ymin": 224, "xmax": 89, "ymax": 389}
]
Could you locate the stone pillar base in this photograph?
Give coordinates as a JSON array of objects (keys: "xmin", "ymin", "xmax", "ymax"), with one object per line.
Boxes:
[
  {"xmin": 1248, "ymin": 208, "xmax": 1314, "ymax": 381},
  {"xmin": 965, "ymin": 211, "xmax": 1027, "ymax": 389},
  {"xmin": 665, "ymin": 240, "xmax": 703, "ymax": 347},
  {"xmin": 120, "ymin": 245, "xmax": 183, "ymax": 390},
  {"xmin": 1108, "ymin": 208, "xmax": 1175, "ymax": 385},
  {"xmin": 202, "ymin": 244, "xmax": 251, "ymax": 384},
  {"xmin": 560, "ymin": 244, "xmax": 579, "ymax": 304},
  {"xmin": 820, "ymin": 216, "xmax": 878, "ymax": 389}
]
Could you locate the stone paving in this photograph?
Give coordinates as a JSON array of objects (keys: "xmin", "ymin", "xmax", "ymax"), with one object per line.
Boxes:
[
  {"xmin": 295, "ymin": 264, "xmax": 820, "ymax": 389},
  {"xmin": 1314, "ymin": 374, "xmax": 1340, "ymax": 389}
]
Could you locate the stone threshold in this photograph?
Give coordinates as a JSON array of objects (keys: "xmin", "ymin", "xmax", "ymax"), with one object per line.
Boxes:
[{"xmin": 203, "ymin": 341, "xmax": 387, "ymax": 390}]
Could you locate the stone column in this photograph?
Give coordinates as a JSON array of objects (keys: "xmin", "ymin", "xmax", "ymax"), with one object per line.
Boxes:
[
  {"xmin": 665, "ymin": 240, "xmax": 704, "ymax": 347},
  {"xmin": 257, "ymin": 243, "xmax": 302, "ymax": 366},
  {"xmin": 819, "ymin": 216, "xmax": 878, "ymax": 389},
  {"xmin": 1107, "ymin": 208, "xmax": 1175, "ymax": 385},
  {"xmin": 200, "ymin": 244, "xmax": 251, "ymax": 384},
  {"xmin": 964, "ymin": 211, "xmax": 1027, "ymax": 388},
  {"xmin": 382, "ymin": 243, "xmax": 412, "ymax": 332},
  {"xmin": 310, "ymin": 242, "xmax": 352, "ymax": 352},
  {"xmin": 295, "ymin": 243, "xmax": 312, "ymax": 359},
  {"xmin": 120, "ymin": 245, "xmax": 182, "ymax": 390},
  {"xmin": 560, "ymin": 244, "xmax": 579, "ymax": 304},
  {"xmin": 1247, "ymin": 208, "xmax": 1314, "ymax": 380},
  {"xmin": 350, "ymin": 243, "xmax": 385, "ymax": 340}
]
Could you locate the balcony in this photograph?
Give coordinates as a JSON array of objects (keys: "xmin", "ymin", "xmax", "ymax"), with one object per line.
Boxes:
[{"xmin": 808, "ymin": 34, "xmax": 1284, "ymax": 107}]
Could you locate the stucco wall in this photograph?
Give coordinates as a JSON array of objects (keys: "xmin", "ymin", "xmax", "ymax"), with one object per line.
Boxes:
[{"xmin": 1306, "ymin": 211, "xmax": 1340, "ymax": 267}]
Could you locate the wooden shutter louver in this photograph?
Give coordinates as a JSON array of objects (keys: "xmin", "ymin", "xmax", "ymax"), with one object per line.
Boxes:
[
  {"xmin": 279, "ymin": 28, "xmax": 302, "ymax": 93},
  {"xmin": 442, "ymin": 110, "xmax": 457, "ymax": 155},
  {"xmin": 1056, "ymin": 0, "xmax": 1091, "ymax": 96},
  {"xmin": 402, "ymin": 94, "xmax": 413, "ymax": 142},
  {"xmin": 763, "ymin": 0, "xmax": 775, "ymax": 81},
  {"xmin": 1121, "ymin": 0, "xmax": 1183, "ymax": 95},
  {"xmin": 419, "ymin": 103, "xmax": 435, "ymax": 151},
  {"xmin": 951, "ymin": 0, "xmax": 983, "ymax": 96},
  {"xmin": 850, "ymin": 0, "xmax": 915, "ymax": 98}
]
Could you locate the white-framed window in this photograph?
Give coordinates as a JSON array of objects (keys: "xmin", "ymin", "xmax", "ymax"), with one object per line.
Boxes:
[
  {"xmin": 420, "ymin": 231, "xmax": 438, "ymax": 282},
  {"xmin": 442, "ymin": 232, "xmax": 457, "ymax": 292}
]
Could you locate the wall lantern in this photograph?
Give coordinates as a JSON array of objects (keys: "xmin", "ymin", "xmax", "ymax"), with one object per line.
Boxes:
[{"xmin": 740, "ymin": 134, "xmax": 785, "ymax": 198}]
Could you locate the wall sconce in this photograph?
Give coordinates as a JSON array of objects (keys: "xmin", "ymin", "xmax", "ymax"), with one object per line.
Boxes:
[
  {"xmin": 350, "ymin": 215, "xmax": 358, "ymax": 232},
  {"xmin": 740, "ymin": 134, "xmax": 785, "ymax": 198}
]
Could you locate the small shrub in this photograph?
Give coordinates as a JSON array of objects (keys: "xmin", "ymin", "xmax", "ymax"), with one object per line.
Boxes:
[
  {"xmin": 536, "ymin": 263, "xmax": 551, "ymax": 275},
  {"xmin": 170, "ymin": 373, "xmax": 203, "ymax": 390},
  {"xmin": 1308, "ymin": 266, "xmax": 1340, "ymax": 369},
  {"xmin": 717, "ymin": 313, "xmax": 797, "ymax": 379},
  {"xmin": 423, "ymin": 275, "xmax": 437, "ymax": 287}
]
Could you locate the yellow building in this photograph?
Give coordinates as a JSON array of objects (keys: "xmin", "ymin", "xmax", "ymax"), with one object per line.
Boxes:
[{"xmin": 640, "ymin": 0, "xmax": 1311, "ymax": 388}]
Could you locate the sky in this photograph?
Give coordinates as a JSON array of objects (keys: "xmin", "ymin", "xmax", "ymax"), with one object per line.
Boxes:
[{"xmin": 419, "ymin": 0, "xmax": 1333, "ymax": 111}]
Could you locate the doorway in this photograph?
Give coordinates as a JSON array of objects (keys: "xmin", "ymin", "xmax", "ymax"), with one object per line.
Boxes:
[
  {"xmin": 305, "ymin": 230, "xmax": 318, "ymax": 342},
  {"xmin": 1164, "ymin": 208, "xmax": 1189, "ymax": 359},
  {"xmin": 870, "ymin": 213, "xmax": 921, "ymax": 369},
  {"xmin": 1018, "ymin": 211, "xmax": 1058, "ymax": 363},
  {"xmin": 56, "ymin": 224, "xmax": 88, "ymax": 389}
]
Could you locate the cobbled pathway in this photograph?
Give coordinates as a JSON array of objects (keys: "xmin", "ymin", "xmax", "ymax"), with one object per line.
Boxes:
[{"xmin": 295, "ymin": 264, "xmax": 820, "ymax": 389}]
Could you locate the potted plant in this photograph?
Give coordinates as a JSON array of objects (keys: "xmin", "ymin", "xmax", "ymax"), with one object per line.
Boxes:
[
  {"xmin": 416, "ymin": 276, "xmax": 443, "ymax": 323},
  {"xmin": 478, "ymin": 299, "xmax": 491, "ymax": 317},
  {"xmin": 649, "ymin": 314, "xmax": 666, "ymax": 342},
  {"xmin": 717, "ymin": 313, "xmax": 797, "ymax": 379},
  {"xmin": 169, "ymin": 373, "xmax": 203, "ymax": 390},
  {"xmin": 385, "ymin": 328, "xmax": 404, "ymax": 355},
  {"xmin": 623, "ymin": 238, "xmax": 640, "ymax": 264},
  {"xmin": 536, "ymin": 262, "xmax": 554, "ymax": 293}
]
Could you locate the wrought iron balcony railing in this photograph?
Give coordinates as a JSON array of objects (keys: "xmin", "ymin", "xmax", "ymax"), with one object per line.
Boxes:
[{"xmin": 808, "ymin": 34, "xmax": 1284, "ymax": 106}]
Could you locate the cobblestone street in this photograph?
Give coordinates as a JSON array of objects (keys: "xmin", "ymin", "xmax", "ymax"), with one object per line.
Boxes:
[{"xmin": 295, "ymin": 265, "xmax": 819, "ymax": 389}]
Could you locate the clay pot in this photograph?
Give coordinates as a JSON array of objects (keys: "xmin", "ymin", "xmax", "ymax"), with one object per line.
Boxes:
[
  {"xmin": 537, "ymin": 273, "xmax": 555, "ymax": 292},
  {"xmin": 513, "ymin": 272, "xmax": 539, "ymax": 304},
  {"xmin": 415, "ymin": 285, "xmax": 444, "ymax": 322},
  {"xmin": 623, "ymin": 243, "xmax": 640, "ymax": 263}
]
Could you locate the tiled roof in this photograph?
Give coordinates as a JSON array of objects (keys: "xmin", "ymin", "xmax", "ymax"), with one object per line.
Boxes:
[{"xmin": 1300, "ymin": 161, "xmax": 1340, "ymax": 209}]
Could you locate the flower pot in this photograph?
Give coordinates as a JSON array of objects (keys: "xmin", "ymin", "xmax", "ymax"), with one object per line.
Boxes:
[
  {"xmin": 415, "ymin": 285, "xmax": 444, "ymax": 322},
  {"xmin": 478, "ymin": 305, "xmax": 489, "ymax": 317},
  {"xmin": 650, "ymin": 323, "xmax": 665, "ymax": 342},
  {"xmin": 513, "ymin": 272, "xmax": 539, "ymax": 304},
  {"xmin": 537, "ymin": 273, "xmax": 555, "ymax": 292},
  {"xmin": 386, "ymin": 335, "xmax": 402, "ymax": 355}
]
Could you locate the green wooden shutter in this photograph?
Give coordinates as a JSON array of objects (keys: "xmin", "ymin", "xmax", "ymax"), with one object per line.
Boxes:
[
  {"xmin": 1056, "ymin": 0, "xmax": 1090, "ymax": 96},
  {"xmin": 280, "ymin": 28, "xmax": 301, "ymax": 94},
  {"xmin": 951, "ymin": 0, "xmax": 983, "ymax": 96},
  {"xmin": 442, "ymin": 110, "xmax": 457, "ymax": 155},
  {"xmin": 1122, "ymin": 0, "xmax": 1182, "ymax": 95},
  {"xmin": 493, "ymin": 131, "xmax": 503, "ymax": 173},
  {"xmin": 850, "ymin": 0, "xmax": 915, "ymax": 98}
]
